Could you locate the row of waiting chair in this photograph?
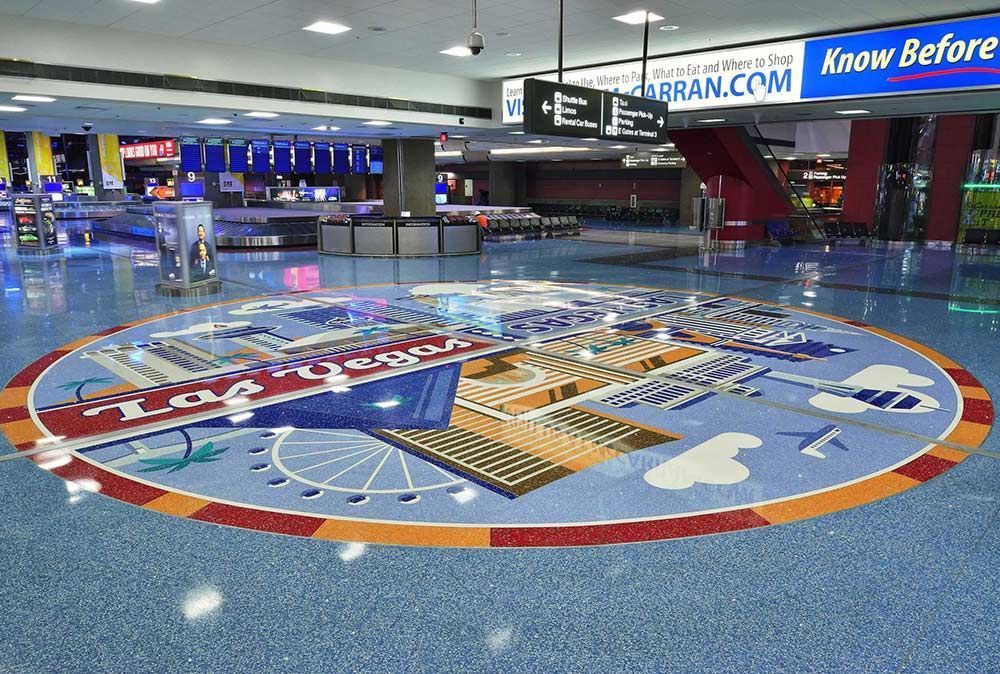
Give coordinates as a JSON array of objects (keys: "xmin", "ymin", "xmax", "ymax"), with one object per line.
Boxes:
[
  {"xmin": 823, "ymin": 222, "xmax": 871, "ymax": 239},
  {"xmin": 963, "ymin": 228, "xmax": 1000, "ymax": 245},
  {"xmin": 530, "ymin": 203, "xmax": 678, "ymax": 225},
  {"xmin": 483, "ymin": 213, "xmax": 580, "ymax": 240}
]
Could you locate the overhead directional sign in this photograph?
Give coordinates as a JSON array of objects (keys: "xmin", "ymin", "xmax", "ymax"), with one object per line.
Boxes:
[
  {"xmin": 522, "ymin": 78, "xmax": 669, "ymax": 145},
  {"xmin": 621, "ymin": 153, "xmax": 678, "ymax": 169}
]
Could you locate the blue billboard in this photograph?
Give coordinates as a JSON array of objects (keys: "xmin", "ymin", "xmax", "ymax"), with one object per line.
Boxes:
[{"xmin": 802, "ymin": 15, "xmax": 1000, "ymax": 100}]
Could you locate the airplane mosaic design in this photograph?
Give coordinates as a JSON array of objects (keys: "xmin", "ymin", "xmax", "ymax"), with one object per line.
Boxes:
[{"xmin": 0, "ymin": 281, "xmax": 993, "ymax": 547}]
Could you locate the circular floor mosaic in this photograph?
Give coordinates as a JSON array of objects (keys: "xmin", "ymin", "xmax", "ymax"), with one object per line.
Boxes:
[{"xmin": 1, "ymin": 281, "xmax": 993, "ymax": 547}]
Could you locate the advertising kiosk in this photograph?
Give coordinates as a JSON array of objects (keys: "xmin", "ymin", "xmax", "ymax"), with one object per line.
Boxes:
[
  {"xmin": 12, "ymin": 194, "xmax": 60, "ymax": 254},
  {"xmin": 154, "ymin": 201, "xmax": 221, "ymax": 295}
]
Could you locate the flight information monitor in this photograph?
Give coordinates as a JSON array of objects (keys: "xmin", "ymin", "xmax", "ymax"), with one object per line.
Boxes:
[
  {"xmin": 369, "ymin": 145, "xmax": 384, "ymax": 175},
  {"xmin": 333, "ymin": 143, "xmax": 350, "ymax": 174},
  {"xmin": 351, "ymin": 144, "xmax": 368, "ymax": 174},
  {"xmin": 251, "ymin": 140, "xmax": 270, "ymax": 173},
  {"xmin": 272, "ymin": 140, "xmax": 292, "ymax": 175},
  {"xmin": 314, "ymin": 142, "xmax": 331, "ymax": 174},
  {"xmin": 180, "ymin": 137, "xmax": 202, "ymax": 173},
  {"xmin": 203, "ymin": 138, "xmax": 226, "ymax": 173},
  {"xmin": 294, "ymin": 141, "xmax": 312, "ymax": 174},
  {"xmin": 228, "ymin": 139, "xmax": 249, "ymax": 173}
]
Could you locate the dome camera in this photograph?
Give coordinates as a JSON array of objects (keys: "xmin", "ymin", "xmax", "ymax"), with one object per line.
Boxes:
[
  {"xmin": 466, "ymin": 30, "xmax": 485, "ymax": 56},
  {"xmin": 81, "ymin": 122, "xmax": 94, "ymax": 132}
]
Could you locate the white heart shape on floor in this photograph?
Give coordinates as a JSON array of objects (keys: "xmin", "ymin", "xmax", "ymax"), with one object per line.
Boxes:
[{"xmin": 644, "ymin": 432, "xmax": 762, "ymax": 490}]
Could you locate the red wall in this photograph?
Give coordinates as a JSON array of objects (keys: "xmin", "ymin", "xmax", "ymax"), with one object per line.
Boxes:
[
  {"xmin": 527, "ymin": 176, "xmax": 679, "ymax": 202},
  {"xmin": 927, "ymin": 114, "xmax": 975, "ymax": 242},
  {"xmin": 841, "ymin": 119, "xmax": 889, "ymax": 229}
]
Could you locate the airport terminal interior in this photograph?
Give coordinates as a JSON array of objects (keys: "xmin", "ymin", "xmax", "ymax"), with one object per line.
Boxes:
[{"xmin": 1, "ymin": 2, "xmax": 1000, "ymax": 672}]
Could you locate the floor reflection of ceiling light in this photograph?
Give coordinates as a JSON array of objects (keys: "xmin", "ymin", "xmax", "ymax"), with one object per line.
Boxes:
[
  {"xmin": 36, "ymin": 451, "xmax": 72, "ymax": 471},
  {"xmin": 338, "ymin": 542, "xmax": 367, "ymax": 562},
  {"xmin": 35, "ymin": 435, "xmax": 66, "ymax": 446},
  {"xmin": 227, "ymin": 412, "xmax": 254, "ymax": 423},
  {"xmin": 270, "ymin": 426, "xmax": 295, "ymax": 434},
  {"xmin": 181, "ymin": 587, "xmax": 223, "ymax": 621},
  {"xmin": 373, "ymin": 399, "xmax": 401, "ymax": 409},
  {"xmin": 329, "ymin": 386, "xmax": 352, "ymax": 393}
]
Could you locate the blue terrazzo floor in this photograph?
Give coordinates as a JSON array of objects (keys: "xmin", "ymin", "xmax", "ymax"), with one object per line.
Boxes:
[{"xmin": 0, "ymin": 218, "xmax": 997, "ymax": 673}]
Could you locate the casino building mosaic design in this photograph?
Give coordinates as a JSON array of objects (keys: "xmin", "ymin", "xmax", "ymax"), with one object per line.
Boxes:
[{"xmin": 0, "ymin": 281, "xmax": 993, "ymax": 547}]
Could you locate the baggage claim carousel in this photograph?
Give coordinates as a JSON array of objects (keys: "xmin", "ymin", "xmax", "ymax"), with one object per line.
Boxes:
[
  {"xmin": 94, "ymin": 206, "xmax": 328, "ymax": 248},
  {"xmin": 90, "ymin": 204, "xmax": 529, "ymax": 249}
]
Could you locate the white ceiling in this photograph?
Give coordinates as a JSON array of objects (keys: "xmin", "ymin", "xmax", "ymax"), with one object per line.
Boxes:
[{"xmin": 0, "ymin": 0, "xmax": 997, "ymax": 80}]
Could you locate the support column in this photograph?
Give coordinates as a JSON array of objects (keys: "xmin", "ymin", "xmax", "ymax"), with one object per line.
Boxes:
[
  {"xmin": 86, "ymin": 133, "xmax": 125, "ymax": 200},
  {"xmin": 0, "ymin": 132, "xmax": 10, "ymax": 192},
  {"xmin": 488, "ymin": 161, "xmax": 527, "ymax": 206},
  {"xmin": 926, "ymin": 115, "xmax": 976, "ymax": 242},
  {"xmin": 841, "ymin": 119, "xmax": 889, "ymax": 232},
  {"xmin": 678, "ymin": 167, "xmax": 703, "ymax": 228},
  {"xmin": 25, "ymin": 131, "xmax": 55, "ymax": 189},
  {"xmin": 383, "ymin": 139, "xmax": 436, "ymax": 217},
  {"xmin": 344, "ymin": 174, "xmax": 368, "ymax": 201}
]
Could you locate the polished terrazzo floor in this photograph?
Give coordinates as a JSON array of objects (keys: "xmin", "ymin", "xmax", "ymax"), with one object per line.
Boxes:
[{"xmin": 1, "ymin": 218, "xmax": 998, "ymax": 673}]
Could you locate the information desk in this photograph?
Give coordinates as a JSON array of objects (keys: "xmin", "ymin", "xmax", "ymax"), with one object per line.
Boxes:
[{"xmin": 318, "ymin": 215, "xmax": 480, "ymax": 257}]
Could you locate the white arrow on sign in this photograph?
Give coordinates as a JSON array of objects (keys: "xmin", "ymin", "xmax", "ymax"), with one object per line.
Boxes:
[
  {"xmin": 542, "ymin": 100, "xmax": 552, "ymax": 114},
  {"xmin": 658, "ymin": 117, "xmax": 664, "ymax": 128}
]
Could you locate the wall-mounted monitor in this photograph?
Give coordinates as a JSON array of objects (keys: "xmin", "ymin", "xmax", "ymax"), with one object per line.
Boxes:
[
  {"xmin": 370, "ymin": 145, "xmax": 383, "ymax": 175},
  {"xmin": 251, "ymin": 139, "xmax": 270, "ymax": 173},
  {"xmin": 294, "ymin": 141, "xmax": 312, "ymax": 174},
  {"xmin": 333, "ymin": 143, "xmax": 350, "ymax": 174},
  {"xmin": 272, "ymin": 140, "xmax": 292, "ymax": 175},
  {"xmin": 204, "ymin": 138, "xmax": 226, "ymax": 173},
  {"xmin": 314, "ymin": 142, "xmax": 331, "ymax": 174},
  {"xmin": 228, "ymin": 139, "xmax": 249, "ymax": 173},
  {"xmin": 179, "ymin": 137, "xmax": 202, "ymax": 173},
  {"xmin": 351, "ymin": 144, "xmax": 368, "ymax": 174}
]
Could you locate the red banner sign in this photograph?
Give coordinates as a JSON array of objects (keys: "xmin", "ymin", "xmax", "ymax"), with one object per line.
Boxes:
[
  {"xmin": 36, "ymin": 334, "xmax": 492, "ymax": 443},
  {"xmin": 120, "ymin": 140, "xmax": 176, "ymax": 161}
]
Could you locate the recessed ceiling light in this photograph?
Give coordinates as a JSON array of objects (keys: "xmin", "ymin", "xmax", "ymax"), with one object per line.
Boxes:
[
  {"xmin": 0, "ymin": 105, "xmax": 27, "ymax": 112},
  {"xmin": 363, "ymin": 120, "xmax": 392, "ymax": 126},
  {"xmin": 658, "ymin": 25, "xmax": 680, "ymax": 31},
  {"xmin": 816, "ymin": 153, "xmax": 831, "ymax": 157},
  {"xmin": 528, "ymin": 139, "xmax": 545, "ymax": 144},
  {"xmin": 128, "ymin": 0, "xmax": 160, "ymax": 3},
  {"xmin": 490, "ymin": 147, "xmax": 591, "ymax": 155},
  {"xmin": 581, "ymin": 137, "xmax": 599, "ymax": 141},
  {"xmin": 312, "ymin": 125, "xmax": 341, "ymax": 131},
  {"xmin": 505, "ymin": 52, "xmax": 522, "ymax": 57},
  {"xmin": 441, "ymin": 46, "xmax": 472, "ymax": 56},
  {"xmin": 303, "ymin": 21, "xmax": 351, "ymax": 35},
  {"xmin": 697, "ymin": 118, "xmax": 726, "ymax": 123},
  {"xmin": 435, "ymin": 151, "xmax": 463, "ymax": 157},
  {"xmin": 12, "ymin": 95, "xmax": 56, "ymax": 103},
  {"xmin": 660, "ymin": 143, "xmax": 675, "ymax": 147},
  {"xmin": 785, "ymin": 156, "xmax": 797, "ymax": 160},
  {"xmin": 835, "ymin": 109, "xmax": 871, "ymax": 115},
  {"xmin": 196, "ymin": 118, "xmax": 232, "ymax": 125},
  {"xmin": 245, "ymin": 111, "xmax": 279, "ymax": 118},
  {"xmin": 450, "ymin": 135, "xmax": 467, "ymax": 139},
  {"xmin": 508, "ymin": 131, "xmax": 525, "ymax": 135},
  {"xmin": 613, "ymin": 10, "xmax": 664, "ymax": 25},
  {"xmin": 609, "ymin": 145, "xmax": 628, "ymax": 149}
]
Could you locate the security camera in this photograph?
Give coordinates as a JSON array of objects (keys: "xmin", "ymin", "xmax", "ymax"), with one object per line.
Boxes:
[
  {"xmin": 466, "ymin": 30, "xmax": 485, "ymax": 56},
  {"xmin": 81, "ymin": 122, "xmax": 94, "ymax": 132}
]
